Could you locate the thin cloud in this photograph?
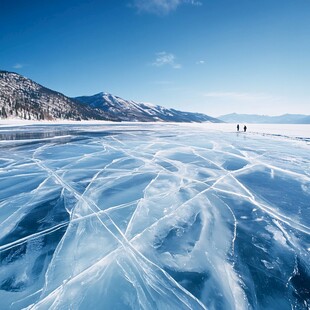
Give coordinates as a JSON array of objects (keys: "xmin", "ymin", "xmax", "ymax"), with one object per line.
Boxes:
[
  {"xmin": 132, "ymin": 0, "xmax": 202, "ymax": 15},
  {"xmin": 204, "ymin": 92, "xmax": 254, "ymax": 99},
  {"xmin": 196, "ymin": 60, "xmax": 205, "ymax": 65},
  {"xmin": 13, "ymin": 63, "xmax": 25, "ymax": 69},
  {"xmin": 153, "ymin": 80, "xmax": 174, "ymax": 85},
  {"xmin": 152, "ymin": 52, "xmax": 181, "ymax": 69},
  {"xmin": 203, "ymin": 92, "xmax": 283, "ymax": 104}
]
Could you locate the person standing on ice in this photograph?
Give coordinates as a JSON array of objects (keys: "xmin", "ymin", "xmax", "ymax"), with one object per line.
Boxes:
[
  {"xmin": 244, "ymin": 125, "xmax": 247, "ymax": 132},
  {"xmin": 237, "ymin": 124, "xmax": 239, "ymax": 131}
]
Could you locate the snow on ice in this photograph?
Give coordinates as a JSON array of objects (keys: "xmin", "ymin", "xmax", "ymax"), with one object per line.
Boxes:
[{"xmin": 0, "ymin": 123, "xmax": 309, "ymax": 309}]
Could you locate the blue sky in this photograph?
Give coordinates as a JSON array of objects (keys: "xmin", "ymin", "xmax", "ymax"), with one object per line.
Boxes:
[{"xmin": 1, "ymin": 0, "xmax": 309, "ymax": 116}]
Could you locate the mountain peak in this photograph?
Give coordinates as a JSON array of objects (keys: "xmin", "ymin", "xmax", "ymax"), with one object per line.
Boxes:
[
  {"xmin": 0, "ymin": 71, "xmax": 221, "ymax": 123},
  {"xmin": 74, "ymin": 92, "xmax": 221, "ymax": 123},
  {"xmin": 0, "ymin": 72, "xmax": 114, "ymax": 121}
]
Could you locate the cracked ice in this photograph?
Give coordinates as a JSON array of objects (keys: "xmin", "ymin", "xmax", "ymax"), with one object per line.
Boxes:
[{"xmin": 0, "ymin": 123, "xmax": 309, "ymax": 309}]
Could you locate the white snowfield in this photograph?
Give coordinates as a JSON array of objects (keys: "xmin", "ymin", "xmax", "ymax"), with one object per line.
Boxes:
[
  {"xmin": 0, "ymin": 123, "xmax": 309, "ymax": 310},
  {"xmin": 0, "ymin": 120, "xmax": 309, "ymax": 138}
]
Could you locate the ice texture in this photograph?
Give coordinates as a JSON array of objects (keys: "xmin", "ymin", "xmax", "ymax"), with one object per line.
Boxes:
[{"xmin": 0, "ymin": 123, "xmax": 309, "ymax": 310}]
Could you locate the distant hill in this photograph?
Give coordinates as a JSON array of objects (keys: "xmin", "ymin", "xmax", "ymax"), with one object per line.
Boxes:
[
  {"xmin": 0, "ymin": 70, "xmax": 112, "ymax": 121},
  {"xmin": 0, "ymin": 70, "xmax": 221, "ymax": 123},
  {"xmin": 218, "ymin": 113, "xmax": 310, "ymax": 124},
  {"xmin": 74, "ymin": 92, "xmax": 221, "ymax": 123}
]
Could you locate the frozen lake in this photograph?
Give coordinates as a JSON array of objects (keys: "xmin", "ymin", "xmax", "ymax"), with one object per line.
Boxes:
[{"xmin": 0, "ymin": 123, "xmax": 309, "ymax": 309}]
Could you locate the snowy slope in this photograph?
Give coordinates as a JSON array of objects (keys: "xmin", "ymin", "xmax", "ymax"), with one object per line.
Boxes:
[
  {"xmin": 75, "ymin": 92, "xmax": 221, "ymax": 123},
  {"xmin": 0, "ymin": 71, "xmax": 220, "ymax": 123},
  {"xmin": 0, "ymin": 70, "xmax": 114, "ymax": 121}
]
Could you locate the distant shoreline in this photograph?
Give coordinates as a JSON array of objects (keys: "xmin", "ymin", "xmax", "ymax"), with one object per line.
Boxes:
[{"xmin": 0, "ymin": 120, "xmax": 309, "ymax": 141}]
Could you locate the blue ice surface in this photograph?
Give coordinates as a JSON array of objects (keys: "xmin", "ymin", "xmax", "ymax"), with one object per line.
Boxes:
[{"xmin": 0, "ymin": 123, "xmax": 309, "ymax": 309}]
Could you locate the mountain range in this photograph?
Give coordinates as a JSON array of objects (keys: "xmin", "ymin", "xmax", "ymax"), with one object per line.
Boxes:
[
  {"xmin": 218, "ymin": 113, "xmax": 310, "ymax": 124},
  {"xmin": 0, "ymin": 70, "xmax": 220, "ymax": 123},
  {"xmin": 75, "ymin": 92, "xmax": 221, "ymax": 122}
]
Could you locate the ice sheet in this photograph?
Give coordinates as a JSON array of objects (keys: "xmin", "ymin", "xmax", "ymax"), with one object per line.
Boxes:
[{"xmin": 0, "ymin": 123, "xmax": 309, "ymax": 309}]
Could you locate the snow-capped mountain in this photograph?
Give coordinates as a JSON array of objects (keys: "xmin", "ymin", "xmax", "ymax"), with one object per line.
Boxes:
[
  {"xmin": 0, "ymin": 70, "xmax": 115, "ymax": 121},
  {"xmin": 0, "ymin": 70, "xmax": 220, "ymax": 122},
  {"xmin": 74, "ymin": 92, "xmax": 221, "ymax": 123},
  {"xmin": 218, "ymin": 113, "xmax": 310, "ymax": 124}
]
